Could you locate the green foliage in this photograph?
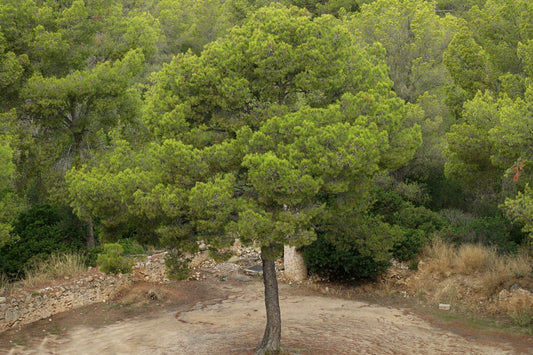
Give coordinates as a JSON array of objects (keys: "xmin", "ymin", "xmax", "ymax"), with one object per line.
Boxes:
[
  {"xmin": 301, "ymin": 234, "xmax": 391, "ymax": 280},
  {"xmin": 208, "ymin": 247, "xmax": 233, "ymax": 262},
  {"xmin": 371, "ymin": 187, "xmax": 446, "ymax": 262},
  {"xmin": 0, "ymin": 111, "xmax": 23, "ymax": 248},
  {"xmin": 97, "ymin": 243, "xmax": 132, "ymax": 274},
  {"xmin": 85, "ymin": 244, "xmax": 103, "ymax": 267},
  {"xmin": 0, "ymin": 204, "xmax": 84, "ymax": 279},
  {"xmin": 289, "ymin": 0, "xmax": 360, "ymax": 16},
  {"xmin": 505, "ymin": 184, "xmax": 533, "ymax": 241},
  {"xmin": 353, "ymin": 0, "xmax": 458, "ymax": 103},
  {"xmin": 444, "ymin": 26, "xmax": 491, "ymax": 97},
  {"xmin": 164, "ymin": 248, "xmax": 191, "ymax": 280},
  {"xmin": 118, "ymin": 238, "xmax": 145, "ymax": 255},
  {"xmin": 466, "ymin": 0, "xmax": 533, "ymax": 79},
  {"xmin": 435, "ymin": 209, "xmax": 524, "ymax": 253}
]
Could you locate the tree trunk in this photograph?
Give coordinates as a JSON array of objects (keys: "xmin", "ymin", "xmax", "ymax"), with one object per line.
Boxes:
[
  {"xmin": 256, "ymin": 248, "xmax": 281, "ymax": 354},
  {"xmin": 86, "ymin": 217, "xmax": 95, "ymax": 249}
]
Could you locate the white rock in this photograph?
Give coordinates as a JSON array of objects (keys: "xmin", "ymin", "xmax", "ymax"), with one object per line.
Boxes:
[{"xmin": 439, "ymin": 303, "xmax": 451, "ymax": 310}]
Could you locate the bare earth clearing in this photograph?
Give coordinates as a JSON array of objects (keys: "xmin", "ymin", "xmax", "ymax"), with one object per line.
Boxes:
[{"xmin": 1, "ymin": 273, "xmax": 532, "ymax": 355}]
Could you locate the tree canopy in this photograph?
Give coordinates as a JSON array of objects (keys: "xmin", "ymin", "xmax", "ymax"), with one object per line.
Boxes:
[{"xmin": 3, "ymin": 0, "xmax": 533, "ymax": 352}]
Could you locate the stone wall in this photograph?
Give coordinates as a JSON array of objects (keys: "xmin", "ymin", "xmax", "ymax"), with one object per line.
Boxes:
[
  {"xmin": 0, "ymin": 252, "xmax": 168, "ymax": 333},
  {"xmin": 0, "ymin": 273, "xmax": 132, "ymax": 332}
]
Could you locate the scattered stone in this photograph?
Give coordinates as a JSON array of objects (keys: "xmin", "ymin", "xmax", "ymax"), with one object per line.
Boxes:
[
  {"xmin": 509, "ymin": 283, "xmax": 521, "ymax": 292},
  {"xmin": 227, "ymin": 255, "xmax": 240, "ymax": 263},
  {"xmin": 439, "ymin": 303, "xmax": 451, "ymax": 310}
]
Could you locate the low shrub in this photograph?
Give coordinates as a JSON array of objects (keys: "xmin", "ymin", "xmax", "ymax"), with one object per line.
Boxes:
[
  {"xmin": 164, "ymin": 249, "xmax": 191, "ymax": 280},
  {"xmin": 436, "ymin": 210, "xmax": 526, "ymax": 253},
  {"xmin": 507, "ymin": 296, "xmax": 533, "ymax": 327},
  {"xmin": 97, "ymin": 243, "xmax": 132, "ymax": 274},
  {"xmin": 119, "ymin": 238, "xmax": 145, "ymax": 255},
  {"xmin": 0, "ymin": 204, "xmax": 85, "ymax": 279},
  {"xmin": 208, "ymin": 247, "xmax": 232, "ymax": 262},
  {"xmin": 85, "ymin": 245, "xmax": 104, "ymax": 267},
  {"xmin": 374, "ymin": 190, "xmax": 445, "ymax": 262},
  {"xmin": 301, "ymin": 234, "xmax": 390, "ymax": 280},
  {"xmin": 392, "ymin": 229, "xmax": 427, "ymax": 262}
]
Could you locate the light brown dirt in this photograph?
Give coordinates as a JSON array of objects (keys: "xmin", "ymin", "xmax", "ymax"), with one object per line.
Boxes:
[{"xmin": 1, "ymin": 275, "xmax": 530, "ymax": 355}]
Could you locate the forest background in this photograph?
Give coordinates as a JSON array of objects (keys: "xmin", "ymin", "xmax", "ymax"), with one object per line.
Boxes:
[{"xmin": 1, "ymin": 0, "xmax": 533, "ymax": 292}]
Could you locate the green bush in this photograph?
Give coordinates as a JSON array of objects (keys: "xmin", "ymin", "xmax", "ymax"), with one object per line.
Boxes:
[
  {"xmin": 97, "ymin": 243, "xmax": 132, "ymax": 274},
  {"xmin": 85, "ymin": 245, "xmax": 104, "ymax": 267},
  {"xmin": 0, "ymin": 204, "xmax": 85, "ymax": 279},
  {"xmin": 392, "ymin": 229, "xmax": 427, "ymax": 262},
  {"xmin": 164, "ymin": 249, "xmax": 191, "ymax": 280},
  {"xmin": 390, "ymin": 206, "xmax": 445, "ymax": 261},
  {"xmin": 436, "ymin": 210, "xmax": 526, "ymax": 253},
  {"xmin": 119, "ymin": 238, "xmax": 145, "ymax": 255},
  {"xmin": 373, "ymin": 190, "xmax": 445, "ymax": 262},
  {"xmin": 301, "ymin": 234, "xmax": 390, "ymax": 280},
  {"xmin": 208, "ymin": 247, "xmax": 232, "ymax": 262}
]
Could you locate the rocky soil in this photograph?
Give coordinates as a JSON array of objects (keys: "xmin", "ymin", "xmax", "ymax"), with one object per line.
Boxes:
[{"xmin": 1, "ymin": 248, "xmax": 533, "ymax": 354}]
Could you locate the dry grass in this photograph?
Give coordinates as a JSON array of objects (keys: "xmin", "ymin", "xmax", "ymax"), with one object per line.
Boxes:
[
  {"xmin": 23, "ymin": 253, "xmax": 87, "ymax": 287},
  {"xmin": 0, "ymin": 272, "xmax": 10, "ymax": 294},
  {"xmin": 435, "ymin": 280, "xmax": 460, "ymax": 304},
  {"xmin": 507, "ymin": 294, "xmax": 533, "ymax": 327},
  {"xmin": 420, "ymin": 239, "xmax": 533, "ymax": 299},
  {"xmin": 421, "ymin": 237, "xmax": 456, "ymax": 276},
  {"xmin": 423, "ymin": 239, "xmax": 531, "ymax": 275},
  {"xmin": 455, "ymin": 244, "xmax": 496, "ymax": 274}
]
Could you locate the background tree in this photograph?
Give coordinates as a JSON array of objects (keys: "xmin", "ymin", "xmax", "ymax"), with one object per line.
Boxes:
[
  {"xmin": 349, "ymin": 0, "xmax": 460, "ymax": 213},
  {"xmin": 352, "ymin": 0, "xmax": 458, "ymax": 104},
  {"xmin": 21, "ymin": 49, "xmax": 145, "ymax": 247},
  {"xmin": 0, "ymin": 110, "xmax": 24, "ymax": 248}
]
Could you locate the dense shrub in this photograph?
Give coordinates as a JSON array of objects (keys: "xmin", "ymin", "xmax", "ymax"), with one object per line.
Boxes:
[
  {"xmin": 118, "ymin": 238, "xmax": 145, "ymax": 255},
  {"xmin": 436, "ymin": 210, "xmax": 526, "ymax": 253},
  {"xmin": 392, "ymin": 229, "xmax": 426, "ymax": 262},
  {"xmin": 301, "ymin": 234, "xmax": 390, "ymax": 280},
  {"xmin": 85, "ymin": 245, "xmax": 104, "ymax": 267},
  {"xmin": 372, "ymin": 189, "xmax": 446, "ymax": 262},
  {"xmin": 208, "ymin": 247, "xmax": 232, "ymax": 262},
  {"xmin": 97, "ymin": 243, "xmax": 132, "ymax": 274},
  {"xmin": 0, "ymin": 204, "xmax": 85, "ymax": 279},
  {"xmin": 390, "ymin": 206, "xmax": 446, "ymax": 261},
  {"xmin": 85, "ymin": 239, "xmax": 144, "ymax": 267},
  {"xmin": 164, "ymin": 248, "xmax": 191, "ymax": 280}
]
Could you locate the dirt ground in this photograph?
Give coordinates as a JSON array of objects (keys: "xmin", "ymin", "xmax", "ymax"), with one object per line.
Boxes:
[{"xmin": 1, "ymin": 273, "xmax": 532, "ymax": 355}]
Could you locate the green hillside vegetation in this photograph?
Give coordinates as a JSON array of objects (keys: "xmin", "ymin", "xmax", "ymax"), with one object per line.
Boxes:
[{"xmin": 1, "ymin": 0, "xmax": 533, "ymax": 352}]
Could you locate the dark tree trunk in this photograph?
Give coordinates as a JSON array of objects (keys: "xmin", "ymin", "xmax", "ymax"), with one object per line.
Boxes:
[
  {"xmin": 86, "ymin": 217, "xmax": 95, "ymax": 249},
  {"xmin": 256, "ymin": 248, "xmax": 281, "ymax": 354}
]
